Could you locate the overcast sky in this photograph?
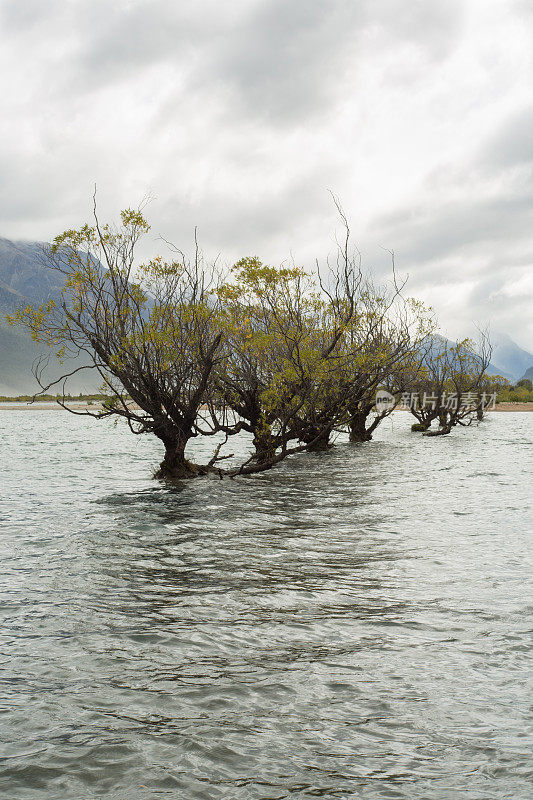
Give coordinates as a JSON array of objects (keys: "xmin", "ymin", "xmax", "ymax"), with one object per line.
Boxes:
[{"xmin": 1, "ymin": 0, "xmax": 532, "ymax": 349}]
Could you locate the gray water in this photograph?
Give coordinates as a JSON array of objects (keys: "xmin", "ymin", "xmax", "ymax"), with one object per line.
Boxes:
[{"xmin": 0, "ymin": 410, "xmax": 531, "ymax": 799}]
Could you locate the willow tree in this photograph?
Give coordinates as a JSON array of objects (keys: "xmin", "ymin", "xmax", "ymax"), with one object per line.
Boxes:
[
  {"xmin": 337, "ymin": 290, "xmax": 434, "ymax": 442},
  {"xmin": 408, "ymin": 335, "xmax": 493, "ymax": 435},
  {"xmin": 283, "ymin": 227, "xmax": 436, "ymax": 446},
  {"xmin": 212, "ymin": 221, "xmax": 413, "ymax": 464},
  {"xmin": 212, "ymin": 255, "xmax": 357, "ymax": 470},
  {"xmin": 8, "ymin": 205, "xmax": 236, "ymax": 478},
  {"xmin": 8, "ymin": 200, "xmax": 444, "ymax": 479},
  {"xmin": 8, "ymin": 204, "xmax": 368, "ymax": 478}
]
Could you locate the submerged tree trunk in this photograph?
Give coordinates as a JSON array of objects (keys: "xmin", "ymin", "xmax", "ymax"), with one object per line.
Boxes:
[
  {"xmin": 305, "ymin": 428, "xmax": 332, "ymax": 451},
  {"xmin": 348, "ymin": 408, "xmax": 373, "ymax": 442},
  {"xmin": 411, "ymin": 421, "xmax": 430, "ymax": 432},
  {"xmin": 252, "ymin": 427, "xmax": 278, "ymax": 463},
  {"xmin": 298, "ymin": 422, "xmax": 332, "ymax": 451},
  {"xmin": 410, "ymin": 407, "xmax": 438, "ymax": 431},
  {"xmin": 154, "ymin": 436, "xmax": 204, "ymax": 480},
  {"xmin": 423, "ymin": 425, "xmax": 452, "ymax": 436},
  {"xmin": 423, "ymin": 410, "xmax": 452, "ymax": 436}
]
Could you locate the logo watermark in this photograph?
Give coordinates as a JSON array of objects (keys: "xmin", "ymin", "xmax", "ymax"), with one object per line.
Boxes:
[
  {"xmin": 374, "ymin": 390, "xmax": 498, "ymax": 411},
  {"xmin": 375, "ymin": 389, "xmax": 396, "ymax": 411}
]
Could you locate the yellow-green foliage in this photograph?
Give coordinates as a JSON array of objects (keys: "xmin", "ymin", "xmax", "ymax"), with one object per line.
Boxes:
[
  {"xmin": 498, "ymin": 385, "xmax": 533, "ymax": 402},
  {"xmin": 4, "ymin": 205, "xmax": 448, "ymax": 469}
]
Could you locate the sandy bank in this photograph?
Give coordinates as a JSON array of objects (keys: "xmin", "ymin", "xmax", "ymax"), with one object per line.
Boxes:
[
  {"xmin": 0, "ymin": 402, "xmax": 115, "ymax": 411},
  {"xmin": 489, "ymin": 402, "xmax": 533, "ymax": 412}
]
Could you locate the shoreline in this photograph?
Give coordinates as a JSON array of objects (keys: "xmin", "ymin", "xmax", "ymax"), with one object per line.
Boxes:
[{"xmin": 1, "ymin": 402, "xmax": 532, "ymax": 412}]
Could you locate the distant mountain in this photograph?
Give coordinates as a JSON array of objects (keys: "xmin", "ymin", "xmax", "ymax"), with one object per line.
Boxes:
[
  {"xmin": 1, "ymin": 233, "xmax": 531, "ymax": 395},
  {"xmin": 484, "ymin": 363, "xmax": 514, "ymax": 382},
  {"xmin": 425, "ymin": 334, "xmax": 513, "ymax": 381},
  {"xmin": 521, "ymin": 365, "xmax": 533, "ymax": 382},
  {"xmin": 0, "ymin": 236, "xmax": 97, "ymax": 395},
  {"xmin": 0, "ymin": 237, "xmax": 65, "ymax": 309},
  {"xmin": 488, "ymin": 332, "xmax": 533, "ymax": 382}
]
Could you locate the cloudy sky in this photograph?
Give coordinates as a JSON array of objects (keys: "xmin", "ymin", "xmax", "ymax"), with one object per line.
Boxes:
[{"xmin": 1, "ymin": 0, "xmax": 532, "ymax": 348}]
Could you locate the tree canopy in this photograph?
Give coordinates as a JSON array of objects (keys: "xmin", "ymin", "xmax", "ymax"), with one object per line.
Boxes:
[{"xmin": 8, "ymin": 202, "xmax": 496, "ymax": 480}]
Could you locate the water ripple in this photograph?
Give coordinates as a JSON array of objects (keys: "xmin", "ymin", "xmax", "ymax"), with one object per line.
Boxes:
[{"xmin": 0, "ymin": 411, "xmax": 532, "ymax": 798}]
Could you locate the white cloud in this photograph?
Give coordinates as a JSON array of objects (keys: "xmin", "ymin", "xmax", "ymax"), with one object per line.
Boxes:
[{"xmin": 0, "ymin": 0, "xmax": 532, "ymax": 349}]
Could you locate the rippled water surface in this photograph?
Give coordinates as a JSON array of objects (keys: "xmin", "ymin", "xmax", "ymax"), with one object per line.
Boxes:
[{"xmin": 0, "ymin": 410, "xmax": 532, "ymax": 799}]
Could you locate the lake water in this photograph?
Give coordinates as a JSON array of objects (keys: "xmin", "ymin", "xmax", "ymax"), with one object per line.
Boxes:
[{"xmin": 0, "ymin": 410, "xmax": 531, "ymax": 799}]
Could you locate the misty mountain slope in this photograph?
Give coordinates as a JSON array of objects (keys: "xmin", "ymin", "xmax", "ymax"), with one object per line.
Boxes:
[
  {"xmin": 0, "ymin": 277, "xmax": 25, "ymax": 309},
  {"xmin": 0, "ymin": 318, "xmax": 99, "ymax": 396},
  {"xmin": 0, "ymin": 236, "xmax": 98, "ymax": 395},
  {"xmin": 1, "ymin": 234, "xmax": 531, "ymax": 394},
  {"xmin": 0, "ymin": 237, "xmax": 65, "ymax": 309},
  {"xmin": 489, "ymin": 332, "xmax": 533, "ymax": 382},
  {"xmin": 424, "ymin": 334, "xmax": 513, "ymax": 381},
  {"xmin": 0, "ymin": 317, "xmax": 44, "ymax": 395}
]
